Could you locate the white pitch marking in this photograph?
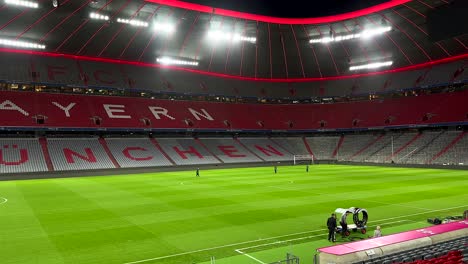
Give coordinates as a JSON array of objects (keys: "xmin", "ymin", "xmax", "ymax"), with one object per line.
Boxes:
[
  {"xmin": 0, "ymin": 197, "xmax": 7, "ymax": 205},
  {"xmin": 235, "ymin": 249, "xmax": 267, "ymax": 264},
  {"xmin": 122, "ymin": 205, "xmax": 467, "ymax": 264},
  {"xmin": 237, "ymin": 219, "xmax": 410, "ymax": 251}
]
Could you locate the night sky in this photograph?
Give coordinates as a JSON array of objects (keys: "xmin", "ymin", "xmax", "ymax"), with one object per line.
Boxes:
[{"xmin": 183, "ymin": 0, "xmax": 389, "ymax": 17}]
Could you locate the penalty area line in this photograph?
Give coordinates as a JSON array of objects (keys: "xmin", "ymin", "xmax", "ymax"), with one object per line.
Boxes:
[{"xmin": 122, "ymin": 204, "xmax": 467, "ymax": 264}]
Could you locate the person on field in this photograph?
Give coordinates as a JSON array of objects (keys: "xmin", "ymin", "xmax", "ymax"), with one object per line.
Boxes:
[
  {"xmin": 274, "ymin": 166, "xmax": 277, "ymax": 174},
  {"xmin": 340, "ymin": 212, "xmax": 350, "ymax": 237},
  {"xmin": 327, "ymin": 213, "xmax": 337, "ymax": 242},
  {"xmin": 373, "ymin": 226, "xmax": 382, "ymax": 238},
  {"xmin": 306, "ymin": 164, "xmax": 309, "ymax": 172},
  {"xmin": 196, "ymin": 168, "xmax": 200, "ymax": 177}
]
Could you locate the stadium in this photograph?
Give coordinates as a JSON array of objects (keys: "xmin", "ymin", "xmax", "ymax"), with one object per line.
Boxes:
[{"xmin": 0, "ymin": 0, "xmax": 467, "ymax": 263}]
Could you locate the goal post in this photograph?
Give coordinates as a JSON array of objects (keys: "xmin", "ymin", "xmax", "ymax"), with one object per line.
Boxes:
[{"xmin": 293, "ymin": 154, "xmax": 314, "ymax": 165}]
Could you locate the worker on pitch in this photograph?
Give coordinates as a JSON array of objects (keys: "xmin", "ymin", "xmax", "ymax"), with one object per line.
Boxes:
[
  {"xmin": 274, "ymin": 165, "xmax": 277, "ymax": 174},
  {"xmin": 196, "ymin": 168, "xmax": 200, "ymax": 177}
]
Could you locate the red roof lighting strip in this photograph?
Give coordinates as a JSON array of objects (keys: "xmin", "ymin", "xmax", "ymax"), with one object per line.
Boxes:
[
  {"xmin": 0, "ymin": 48, "xmax": 466, "ymax": 83},
  {"xmin": 178, "ymin": 12, "xmax": 200, "ymax": 57},
  {"xmin": 98, "ymin": 2, "xmax": 147, "ymax": 57},
  {"xmin": 39, "ymin": 0, "xmax": 94, "ymax": 43},
  {"xmin": 78, "ymin": 0, "xmax": 130, "ymax": 55},
  {"xmin": 119, "ymin": 5, "xmax": 161, "ymax": 58},
  {"xmin": 301, "ymin": 25, "xmax": 323, "ymax": 78},
  {"xmin": 290, "ymin": 25, "xmax": 306, "ymax": 78},
  {"xmin": 15, "ymin": 0, "xmax": 73, "ymax": 40},
  {"xmin": 366, "ymin": 16, "xmax": 413, "ymax": 65},
  {"xmin": 144, "ymin": 0, "xmax": 411, "ymax": 24}
]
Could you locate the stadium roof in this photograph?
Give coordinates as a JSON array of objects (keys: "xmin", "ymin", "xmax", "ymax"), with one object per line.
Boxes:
[{"xmin": 0, "ymin": 0, "xmax": 466, "ymax": 81}]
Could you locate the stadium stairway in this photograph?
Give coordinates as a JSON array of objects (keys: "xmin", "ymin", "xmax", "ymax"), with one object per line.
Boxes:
[
  {"xmin": 98, "ymin": 137, "xmax": 121, "ymax": 168},
  {"xmin": 194, "ymin": 138, "xmax": 224, "ymax": 163},
  {"xmin": 149, "ymin": 138, "xmax": 176, "ymax": 165},
  {"xmin": 427, "ymin": 131, "xmax": 467, "ymax": 164},
  {"xmin": 332, "ymin": 135, "xmax": 345, "ymax": 159},
  {"xmin": 234, "ymin": 138, "xmax": 265, "ymax": 161},
  {"xmin": 302, "ymin": 137, "xmax": 315, "ymax": 159},
  {"xmin": 39, "ymin": 137, "xmax": 53, "ymax": 171}
]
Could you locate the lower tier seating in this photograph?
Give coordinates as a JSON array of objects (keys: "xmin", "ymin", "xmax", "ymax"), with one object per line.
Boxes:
[
  {"xmin": 199, "ymin": 138, "xmax": 262, "ymax": 163},
  {"xmin": 156, "ymin": 138, "xmax": 221, "ymax": 165},
  {"xmin": 47, "ymin": 138, "xmax": 116, "ymax": 171},
  {"xmin": 0, "ymin": 138, "xmax": 48, "ymax": 174},
  {"xmin": 105, "ymin": 138, "xmax": 173, "ymax": 168},
  {"xmin": 237, "ymin": 138, "xmax": 293, "ymax": 162},
  {"xmin": 0, "ymin": 131, "xmax": 467, "ymax": 174}
]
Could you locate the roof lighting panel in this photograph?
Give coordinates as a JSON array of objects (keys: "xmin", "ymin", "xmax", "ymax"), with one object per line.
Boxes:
[
  {"xmin": 116, "ymin": 18, "xmax": 149, "ymax": 27},
  {"xmin": 349, "ymin": 61, "xmax": 393, "ymax": 71},
  {"xmin": 157, "ymin": 57, "xmax": 198, "ymax": 66},
  {"xmin": 154, "ymin": 22, "xmax": 175, "ymax": 34},
  {"xmin": 310, "ymin": 26, "xmax": 391, "ymax": 44},
  {"xmin": 4, "ymin": 0, "xmax": 38, "ymax": 8},
  {"xmin": 0, "ymin": 38, "xmax": 45, "ymax": 49},
  {"xmin": 90, "ymin": 12, "xmax": 110, "ymax": 21}
]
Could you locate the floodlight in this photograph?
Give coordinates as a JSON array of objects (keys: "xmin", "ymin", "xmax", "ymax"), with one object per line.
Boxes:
[
  {"xmin": 157, "ymin": 57, "xmax": 198, "ymax": 66},
  {"xmin": 349, "ymin": 61, "xmax": 393, "ymax": 71},
  {"xmin": 154, "ymin": 22, "xmax": 175, "ymax": 34},
  {"xmin": 207, "ymin": 30, "xmax": 256, "ymax": 43},
  {"xmin": 5, "ymin": 0, "xmax": 38, "ymax": 8},
  {"xmin": 90, "ymin": 12, "xmax": 109, "ymax": 21},
  {"xmin": 0, "ymin": 38, "xmax": 45, "ymax": 49},
  {"xmin": 310, "ymin": 26, "xmax": 391, "ymax": 44},
  {"xmin": 116, "ymin": 18, "xmax": 148, "ymax": 27}
]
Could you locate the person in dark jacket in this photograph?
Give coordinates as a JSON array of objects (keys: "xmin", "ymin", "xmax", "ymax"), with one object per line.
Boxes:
[
  {"xmin": 327, "ymin": 213, "xmax": 337, "ymax": 242},
  {"xmin": 274, "ymin": 166, "xmax": 277, "ymax": 174},
  {"xmin": 196, "ymin": 168, "xmax": 200, "ymax": 177}
]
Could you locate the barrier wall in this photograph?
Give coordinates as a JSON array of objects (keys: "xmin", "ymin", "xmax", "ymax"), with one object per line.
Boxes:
[{"xmin": 317, "ymin": 221, "xmax": 468, "ymax": 264}]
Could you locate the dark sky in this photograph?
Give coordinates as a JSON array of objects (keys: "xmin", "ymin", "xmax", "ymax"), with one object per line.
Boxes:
[{"xmin": 183, "ymin": 0, "xmax": 389, "ymax": 18}]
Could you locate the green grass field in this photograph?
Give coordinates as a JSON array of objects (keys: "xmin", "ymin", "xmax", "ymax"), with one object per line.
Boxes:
[{"xmin": 0, "ymin": 165, "xmax": 466, "ymax": 264}]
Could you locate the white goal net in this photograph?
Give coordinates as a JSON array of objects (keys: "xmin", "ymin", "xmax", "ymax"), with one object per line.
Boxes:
[{"xmin": 293, "ymin": 154, "xmax": 314, "ymax": 165}]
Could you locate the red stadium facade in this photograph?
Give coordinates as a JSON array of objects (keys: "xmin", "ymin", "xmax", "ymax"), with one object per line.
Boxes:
[{"xmin": 0, "ymin": 90, "xmax": 467, "ymax": 131}]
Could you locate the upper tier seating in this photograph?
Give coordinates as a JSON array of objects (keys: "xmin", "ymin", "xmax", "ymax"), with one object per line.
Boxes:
[
  {"xmin": 156, "ymin": 138, "xmax": 221, "ymax": 165},
  {"xmin": 47, "ymin": 138, "xmax": 116, "ymax": 171},
  {"xmin": 199, "ymin": 138, "xmax": 262, "ymax": 163},
  {"xmin": 105, "ymin": 138, "xmax": 173, "ymax": 168},
  {"xmin": 0, "ymin": 52, "xmax": 465, "ymax": 98},
  {"xmin": 0, "ymin": 138, "xmax": 48, "ymax": 174}
]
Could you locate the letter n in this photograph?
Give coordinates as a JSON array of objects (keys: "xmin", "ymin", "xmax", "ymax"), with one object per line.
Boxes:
[{"xmin": 63, "ymin": 148, "xmax": 97, "ymax": 163}]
